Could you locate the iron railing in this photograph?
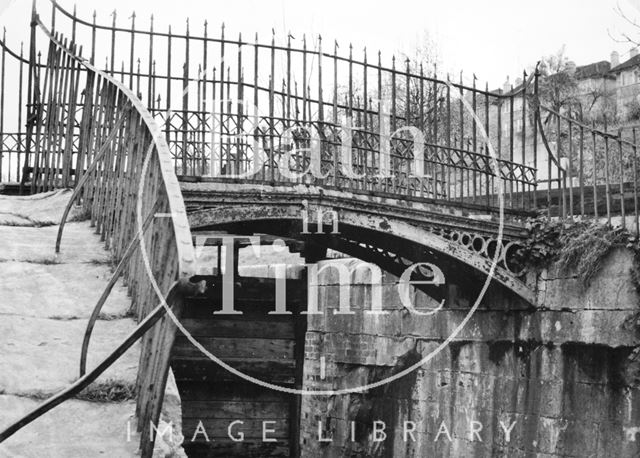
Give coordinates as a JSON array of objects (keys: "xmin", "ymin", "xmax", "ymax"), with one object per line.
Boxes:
[
  {"xmin": 0, "ymin": 6, "xmax": 198, "ymax": 456},
  {"xmin": 41, "ymin": 0, "xmax": 539, "ymax": 215},
  {"xmin": 537, "ymin": 105, "xmax": 640, "ymax": 233}
]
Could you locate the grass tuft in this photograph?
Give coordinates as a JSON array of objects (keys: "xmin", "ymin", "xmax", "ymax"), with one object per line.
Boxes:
[
  {"xmin": 76, "ymin": 379, "xmax": 137, "ymax": 402},
  {"xmin": 521, "ymin": 218, "xmax": 632, "ymax": 288},
  {"xmin": 556, "ymin": 224, "xmax": 627, "ymax": 287},
  {"xmin": 97, "ymin": 310, "xmax": 134, "ymax": 321}
]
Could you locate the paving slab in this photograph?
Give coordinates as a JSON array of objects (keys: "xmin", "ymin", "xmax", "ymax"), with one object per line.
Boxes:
[
  {"xmin": 0, "ymin": 395, "xmax": 139, "ymax": 458},
  {"xmin": 0, "ymin": 314, "xmax": 138, "ymax": 396},
  {"xmin": 0, "ymin": 261, "xmax": 130, "ymax": 319},
  {"xmin": 0, "ymin": 191, "xmax": 144, "ymax": 457},
  {"xmin": 0, "ymin": 189, "xmax": 82, "ymax": 227},
  {"xmin": 0, "ymin": 222, "xmax": 112, "ymax": 264}
]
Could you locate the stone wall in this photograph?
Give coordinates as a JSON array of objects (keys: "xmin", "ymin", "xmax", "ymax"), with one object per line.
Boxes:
[{"xmin": 299, "ymin": 250, "xmax": 640, "ymax": 457}]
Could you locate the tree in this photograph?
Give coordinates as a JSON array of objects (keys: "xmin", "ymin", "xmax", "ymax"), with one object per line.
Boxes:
[
  {"xmin": 537, "ymin": 47, "xmax": 580, "ymax": 114},
  {"xmin": 610, "ymin": 2, "xmax": 640, "ymax": 48}
]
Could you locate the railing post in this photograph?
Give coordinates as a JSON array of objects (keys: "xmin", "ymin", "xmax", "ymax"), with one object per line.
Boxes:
[
  {"xmin": 604, "ymin": 116, "xmax": 611, "ymax": 226},
  {"xmin": 22, "ymin": 0, "xmax": 38, "ymax": 194},
  {"xmin": 532, "ymin": 65, "xmax": 539, "ymax": 210},
  {"xmin": 0, "ymin": 28, "xmax": 6, "ymax": 183},
  {"xmin": 618, "ymin": 131, "xmax": 626, "ymax": 230},
  {"xmin": 633, "ymin": 128, "xmax": 639, "ymax": 237}
]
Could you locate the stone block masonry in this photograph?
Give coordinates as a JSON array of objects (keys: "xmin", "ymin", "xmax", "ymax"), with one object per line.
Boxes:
[{"xmin": 300, "ymin": 250, "xmax": 640, "ymax": 457}]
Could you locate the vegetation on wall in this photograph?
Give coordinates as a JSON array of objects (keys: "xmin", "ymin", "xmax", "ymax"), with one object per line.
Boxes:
[{"xmin": 519, "ymin": 216, "xmax": 634, "ymax": 287}]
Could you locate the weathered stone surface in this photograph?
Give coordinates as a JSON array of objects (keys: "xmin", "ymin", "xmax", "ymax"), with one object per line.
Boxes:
[
  {"xmin": 0, "ymin": 261, "xmax": 130, "ymax": 319},
  {"xmin": 0, "ymin": 314, "xmax": 138, "ymax": 395},
  {"xmin": 301, "ymin": 253, "xmax": 640, "ymax": 457},
  {"xmin": 0, "ymin": 189, "xmax": 82, "ymax": 227},
  {"xmin": 0, "ymin": 192, "xmax": 146, "ymax": 457},
  {"xmin": 0, "ymin": 222, "xmax": 111, "ymax": 264},
  {"xmin": 0, "ymin": 395, "xmax": 139, "ymax": 458},
  {"xmin": 539, "ymin": 248, "xmax": 637, "ymax": 312}
]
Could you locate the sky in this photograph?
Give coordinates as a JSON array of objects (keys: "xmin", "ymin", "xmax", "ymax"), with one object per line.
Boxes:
[{"xmin": 0, "ymin": 0, "xmax": 640, "ymax": 88}]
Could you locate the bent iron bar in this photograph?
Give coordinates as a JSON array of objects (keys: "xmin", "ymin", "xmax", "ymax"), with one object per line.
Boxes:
[{"xmin": 0, "ymin": 7, "xmax": 198, "ymax": 456}]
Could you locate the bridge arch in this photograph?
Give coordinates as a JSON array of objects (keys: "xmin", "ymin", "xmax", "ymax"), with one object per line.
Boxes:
[{"xmin": 183, "ymin": 181, "xmax": 535, "ymax": 305}]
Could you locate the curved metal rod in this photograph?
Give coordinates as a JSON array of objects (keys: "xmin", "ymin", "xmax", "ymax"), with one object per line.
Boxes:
[
  {"xmin": 45, "ymin": 0, "xmax": 528, "ymax": 100},
  {"xmin": 0, "ymin": 283, "xmax": 179, "ymax": 444},
  {"xmin": 536, "ymin": 108, "xmax": 564, "ymax": 172},
  {"xmin": 0, "ymin": 38, "xmax": 33, "ymax": 65},
  {"xmin": 539, "ymin": 105, "xmax": 638, "ymax": 146},
  {"xmin": 79, "ymin": 202, "xmax": 159, "ymax": 377},
  {"xmin": 54, "ymin": 111, "xmax": 128, "ymax": 254},
  {"xmin": 38, "ymin": 19, "xmax": 195, "ymax": 280}
]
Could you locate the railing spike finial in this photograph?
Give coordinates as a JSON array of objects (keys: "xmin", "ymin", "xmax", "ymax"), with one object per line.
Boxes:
[{"xmin": 93, "ymin": 10, "xmax": 96, "ymax": 20}]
